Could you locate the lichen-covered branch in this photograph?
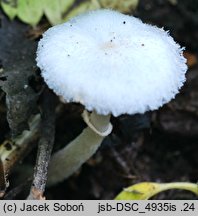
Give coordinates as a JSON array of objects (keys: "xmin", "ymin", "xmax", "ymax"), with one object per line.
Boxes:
[{"xmin": 27, "ymin": 90, "xmax": 55, "ymax": 200}]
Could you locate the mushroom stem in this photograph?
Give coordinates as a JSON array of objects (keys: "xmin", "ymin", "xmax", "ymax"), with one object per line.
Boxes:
[{"xmin": 47, "ymin": 110, "xmax": 112, "ymax": 186}]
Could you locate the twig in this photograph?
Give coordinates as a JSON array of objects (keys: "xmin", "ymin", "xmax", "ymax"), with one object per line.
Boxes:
[
  {"xmin": 0, "ymin": 114, "xmax": 41, "ymax": 198},
  {"xmin": 27, "ymin": 90, "xmax": 55, "ymax": 200}
]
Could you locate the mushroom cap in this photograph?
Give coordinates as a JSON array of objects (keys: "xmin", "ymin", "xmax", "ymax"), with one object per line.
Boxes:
[{"xmin": 37, "ymin": 9, "xmax": 187, "ymax": 117}]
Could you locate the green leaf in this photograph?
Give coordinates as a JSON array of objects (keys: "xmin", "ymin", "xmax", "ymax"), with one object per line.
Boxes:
[
  {"xmin": 1, "ymin": 1, "xmax": 17, "ymax": 20},
  {"xmin": 115, "ymin": 182, "xmax": 198, "ymax": 200},
  {"xmin": 17, "ymin": 0, "xmax": 43, "ymax": 26},
  {"xmin": 41, "ymin": 0, "xmax": 75, "ymax": 25},
  {"xmin": 42, "ymin": 0, "xmax": 62, "ymax": 25},
  {"xmin": 60, "ymin": 0, "xmax": 75, "ymax": 14},
  {"xmin": 1, "ymin": 0, "xmax": 139, "ymax": 26},
  {"xmin": 1, "ymin": 0, "xmax": 75, "ymax": 26},
  {"xmin": 99, "ymin": 0, "xmax": 139, "ymax": 13},
  {"xmin": 63, "ymin": 0, "xmax": 100, "ymax": 22}
]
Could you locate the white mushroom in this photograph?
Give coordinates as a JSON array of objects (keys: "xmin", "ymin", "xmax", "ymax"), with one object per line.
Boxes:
[{"xmin": 36, "ymin": 9, "xmax": 187, "ymax": 186}]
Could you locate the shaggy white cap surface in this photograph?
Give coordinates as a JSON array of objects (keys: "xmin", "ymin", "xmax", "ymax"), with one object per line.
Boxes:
[{"xmin": 37, "ymin": 9, "xmax": 187, "ymax": 116}]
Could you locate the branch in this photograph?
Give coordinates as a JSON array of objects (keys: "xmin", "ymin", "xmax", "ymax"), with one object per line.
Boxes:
[{"xmin": 27, "ymin": 89, "xmax": 55, "ymax": 200}]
